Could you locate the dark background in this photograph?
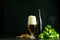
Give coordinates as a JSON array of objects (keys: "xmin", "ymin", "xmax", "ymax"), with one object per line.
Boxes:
[{"xmin": 0, "ymin": 0, "xmax": 59, "ymax": 38}]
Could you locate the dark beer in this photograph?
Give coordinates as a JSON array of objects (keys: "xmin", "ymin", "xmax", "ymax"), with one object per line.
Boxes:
[
  {"xmin": 28, "ymin": 25, "xmax": 38, "ymax": 38},
  {"xmin": 27, "ymin": 15, "xmax": 38, "ymax": 38}
]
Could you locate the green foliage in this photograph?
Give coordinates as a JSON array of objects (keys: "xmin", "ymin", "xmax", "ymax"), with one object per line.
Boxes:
[{"xmin": 38, "ymin": 25, "xmax": 59, "ymax": 39}]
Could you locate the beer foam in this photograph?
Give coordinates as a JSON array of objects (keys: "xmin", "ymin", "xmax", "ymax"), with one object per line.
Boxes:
[{"xmin": 28, "ymin": 15, "xmax": 37, "ymax": 25}]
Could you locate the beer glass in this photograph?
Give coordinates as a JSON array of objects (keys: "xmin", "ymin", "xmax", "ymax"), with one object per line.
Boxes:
[{"xmin": 27, "ymin": 15, "xmax": 37, "ymax": 39}]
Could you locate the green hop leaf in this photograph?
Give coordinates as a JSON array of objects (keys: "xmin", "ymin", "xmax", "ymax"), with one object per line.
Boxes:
[
  {"xmin": 45, "ymin": 27, "xmax": 49, "ymax": 32},
  {"xmin": 49, "ymin": 34, "xmax": 57, "ymax": 38},
  {"xmin": 56, "ymin": 33, "xmax": 59, "ymax": 39},
  {"xmin": 51, "ymin": 29, "xmax": 56, "ymax": 34},
  {"xmin": 38, "ymin": 33, "xmax": 44, "ymax": 37},
  {"xmin": 38, "ymin": 33, "xmax": 44, "ymax": 39},
  {"xmin": 43, "ymin": 31, "xmax": 49, "ymax": 36},
  {"xmin": 49, "ymin": 29, "xmax": 52, "ymax": 34},
  {"xmin": 40, "ymin": 36, "xmax": 44, "ymax": 39},
  {"xmin": 47, "ymin": 25, "xmax": 52, "ymax": 29}
]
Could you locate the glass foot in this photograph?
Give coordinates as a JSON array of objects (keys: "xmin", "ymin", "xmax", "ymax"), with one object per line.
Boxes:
[{"xmin": 30, "ymin": 35, "xmax": 35, "ymax": 39}]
